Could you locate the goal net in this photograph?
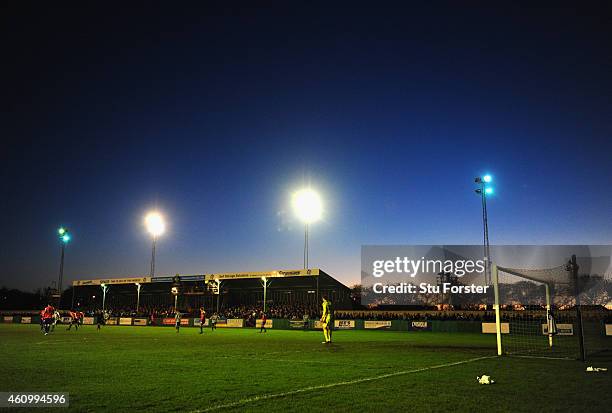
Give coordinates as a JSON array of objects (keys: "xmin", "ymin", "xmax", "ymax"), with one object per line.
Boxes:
[
  {"xmin": 493, "ymin": 255, "xmax": 611, "ymax": 360},
  {"xmin": 494, "ymin": 263, "xmax": 579, "ymax": 358}
]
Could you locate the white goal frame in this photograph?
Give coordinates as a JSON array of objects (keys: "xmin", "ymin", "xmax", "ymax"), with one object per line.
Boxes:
[{"xmin": 492, "ymin": 264, "xmax": 555, "ymax": 356}]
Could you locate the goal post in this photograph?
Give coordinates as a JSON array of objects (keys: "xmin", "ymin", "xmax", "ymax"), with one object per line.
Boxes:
[
  {"xmin": 492, "ymin": 263, "xmax": 502, "ymax": 356},
  {"xmin": 545, "ymin": 283, "xmax": 553, "ymax": 349}
]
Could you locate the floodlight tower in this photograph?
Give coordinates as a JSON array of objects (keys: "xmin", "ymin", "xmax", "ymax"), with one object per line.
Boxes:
[
  {"xmin": 474, "ymin": 175, "xmax": 493, "ymax": 284},
  {"xmin": 57, "ymin": 227, "xmax": 71, "ymax": 303},
  {"xmin": 292, "ymin": 188, "xmax": 323, "ymax": 304},
  {"xmin": 292, "ymin": 188, "xmax": 323, "ymax": 269},
  {"xmin": 145, "ymin": 212, "xmax": 165, "ymax": 277}
]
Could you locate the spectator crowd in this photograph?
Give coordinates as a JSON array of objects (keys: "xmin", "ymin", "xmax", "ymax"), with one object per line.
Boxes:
[{"xmin": 3, "ymin": 302, "xmax": 610, "ymax": 323}]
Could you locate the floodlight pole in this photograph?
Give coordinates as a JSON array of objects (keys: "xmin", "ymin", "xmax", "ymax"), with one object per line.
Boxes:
[
  {"xmin": 136, "ymin": 283, "xmax": 142, "ymax": 313},
  {"xmin": 262, "ymin": 277, "xmax": 268, "ymax": 313},
  {"xmin": 475, "ymin": 178, "xmax": 491, "ymax": 285},
  {"xmin": 101, "ymin": 284, "xmax": 108, "ymax": 312},
  {"xmin": 492, "ymin": 264, "xmax": 502, "ymax": 356},
  {"xmin": 481, "ymin": 184, "xmax": 491, "ymax": 285},
  {"xmin": 150, "ymin": 236, "xmax": 157, "ymax": 277},
  {"xmin": 58, "ymin": 242, "xmax": 65, "ymax": 304},
  {"xmin": 304, "ymin": 223, "xmax": 309, "ymax": 269},
  {"xmin": 216, "ymin": 279, "xmax": 222, "ymax": 314},
  {"xmin": 569, "ymin": 255, "xmax": 585, "ymax": 361}
]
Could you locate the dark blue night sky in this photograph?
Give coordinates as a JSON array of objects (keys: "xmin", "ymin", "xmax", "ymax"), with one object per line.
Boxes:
[{"xmin": 2, "ymin": 3, "xmax": 611, "ymax": 290}]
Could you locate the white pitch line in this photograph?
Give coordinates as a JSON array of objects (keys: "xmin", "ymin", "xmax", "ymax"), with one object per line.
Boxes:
[
  {"xmin": 215, "ymin": 354, "xmax": 353, "ymax": 366},
  {"xmin": 191, "ymin": 355, "xmax": 494, "ymax": 413}
]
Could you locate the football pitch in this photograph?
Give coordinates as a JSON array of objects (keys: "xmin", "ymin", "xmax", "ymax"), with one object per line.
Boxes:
[{"xmin": 1, "ymin": 324, "xmax": 610, "ymax": 412}]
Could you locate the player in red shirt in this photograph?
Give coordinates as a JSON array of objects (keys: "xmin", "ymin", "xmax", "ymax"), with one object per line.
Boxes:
[
  {"xmin": 66, "ymin": 310, "xmax": 80, "ymax": 331},
  {"xmin": 41, "ymin": 304, "xmax": 55, "ymax": 335},
  {"xmin": 199, "ymin": 307, "xmax": 207, "ymax": 334}
]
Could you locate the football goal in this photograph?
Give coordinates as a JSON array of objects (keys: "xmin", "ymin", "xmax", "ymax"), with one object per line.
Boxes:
[{"xmin": 492, "ymin": 255, "xmax": 593, "ymax": 360}]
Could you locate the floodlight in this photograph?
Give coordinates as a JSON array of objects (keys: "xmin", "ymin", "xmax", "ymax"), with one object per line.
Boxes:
[
  {"xmin": 292, "ymin": 189, "xmax": 322, "ymax": 224},
  {"xmin": 472, "ymin": 173, "xmax": 495, "ymax": 284},
  {"xmin": 145, "ymin": 212, "xmax": 165, "ymax": 237}
]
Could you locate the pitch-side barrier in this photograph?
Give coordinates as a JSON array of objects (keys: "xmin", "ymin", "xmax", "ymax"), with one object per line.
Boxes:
[{"xmin": 3, "ymin": 314, "xmax": 610, "ymax": 336}]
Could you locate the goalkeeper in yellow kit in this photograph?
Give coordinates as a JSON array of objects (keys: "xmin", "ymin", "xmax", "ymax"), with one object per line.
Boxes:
[{"xmin": 320, "ymin": 295, "xmax": 333, "ymax": 344}]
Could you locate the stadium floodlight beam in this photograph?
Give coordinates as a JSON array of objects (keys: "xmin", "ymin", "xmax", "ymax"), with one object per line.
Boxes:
[
  {"xmin": 474, "ymin": 175, "xmax": 494, "ymax": 284},
  {"xmin": 57, "ymin": 226, "xmax": 71, "ymax": 305},
  {"xmin": 145, "ymin": 211, "xmax": 166, "ymax": 277}
]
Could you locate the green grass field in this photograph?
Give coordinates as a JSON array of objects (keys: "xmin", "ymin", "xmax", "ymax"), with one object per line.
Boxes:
[{"xmin": 1, "ymin": 324, "xmax": 610, "ymax": 412}]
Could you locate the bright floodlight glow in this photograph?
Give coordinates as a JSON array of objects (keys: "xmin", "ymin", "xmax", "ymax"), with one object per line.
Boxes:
[
  {"xmin": 292, "ymin": 189, "xmax": 323, "ymax": 224},
  {"xmin": 485, "ymin": 187, "xmax": 494, "ymax": 195},
  {"xmin": 62, "ymin": 234, "xmax": 71, "ymax": 243},
  {"xmin": 58, "ymin": 227, "xmax": 66, "ymax": 235},
  {"xmin": 483, "ymin": 174, "xmax": 492, "ymax": 183},
  {"xmin": 145, "ymin": 212, "xmax": 166, "ymax": 237}
]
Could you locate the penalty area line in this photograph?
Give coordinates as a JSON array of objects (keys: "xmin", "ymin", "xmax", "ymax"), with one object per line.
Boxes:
[{"xmin": 192, "ymin": 355, "xmax": 494, "ymax": 412}]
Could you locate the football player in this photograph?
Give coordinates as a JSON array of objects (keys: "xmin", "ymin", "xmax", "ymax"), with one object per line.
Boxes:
[
  {"xmin": 199, "ymin": 307, "xmax": 207, "ymax": 334},
  {"xmin": 320, "ymin": 295, "xmax": 333, "ymax": 344}
]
